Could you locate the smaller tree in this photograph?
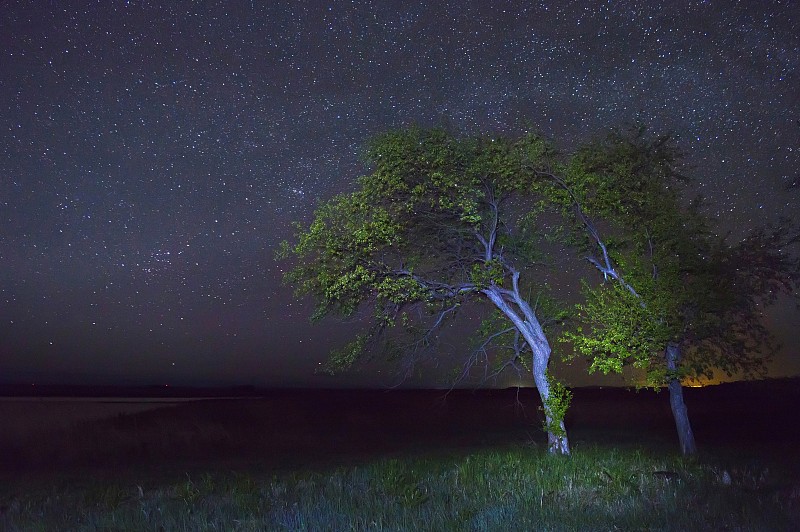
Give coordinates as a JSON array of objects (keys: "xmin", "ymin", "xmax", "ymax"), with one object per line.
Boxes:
[
  {"xmin": 279, "ymin": 128, "xmax": 575, "ymax": 454},
  {"xmin": 552, "ymin": 126, "xmax": 799, "ymax": 454}
]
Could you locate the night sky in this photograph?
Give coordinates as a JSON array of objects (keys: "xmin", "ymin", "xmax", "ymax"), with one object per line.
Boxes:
[{"xmin": 1, "ymin": 1, "xmax": 798, "ymax": 388}]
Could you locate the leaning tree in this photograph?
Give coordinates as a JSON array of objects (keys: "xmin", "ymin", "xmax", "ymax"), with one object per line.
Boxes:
[
  {"xmin": 550, "ymin": 126, "xmax": 799, "ymax": 454},
  {"xmin": 279, "ymin": 128, "xmax": 574, "ymax": 454}
]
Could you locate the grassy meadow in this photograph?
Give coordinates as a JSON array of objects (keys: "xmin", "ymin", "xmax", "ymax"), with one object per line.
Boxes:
[{"xmin": 1, "ymin": 382, "xmax": 799, "ymax": 530}]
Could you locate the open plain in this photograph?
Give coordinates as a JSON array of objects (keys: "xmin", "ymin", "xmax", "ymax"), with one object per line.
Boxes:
[{"xmin": 1, "ymin": 379, "xmax": 798, "ymax": 529}]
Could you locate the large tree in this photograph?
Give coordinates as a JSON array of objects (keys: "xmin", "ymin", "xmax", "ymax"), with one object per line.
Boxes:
[
  {"xmin": 552, "ymin": 126, "xmax": 799, "ymax": 454},
  {"xmin": 279, "ymin": 128, "xmax": 573, "ymax": 454}
]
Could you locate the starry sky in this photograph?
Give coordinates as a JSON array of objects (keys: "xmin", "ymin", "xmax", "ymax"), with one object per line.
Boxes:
[{"xmin": 1, "ymin": 0, "xmax": 798, "ymax": 388}]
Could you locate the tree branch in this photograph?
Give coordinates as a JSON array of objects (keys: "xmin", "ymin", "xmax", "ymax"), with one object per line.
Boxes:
[{"xmin": 537, "ymin": 169, "xmax": 643, "ymax": 301}]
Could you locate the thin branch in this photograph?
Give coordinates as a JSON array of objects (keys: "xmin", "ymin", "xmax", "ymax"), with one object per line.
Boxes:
[
  {"xmin": 451, "ymin": 325, "xmax": 527, "ymax": 391},
  {"xmin": 537, "ymin": 169, "xmax": 643, "ymax": 301},
  {"xmin": 393, "ymin": 268, "xmax": 476, "ymax": 298}
]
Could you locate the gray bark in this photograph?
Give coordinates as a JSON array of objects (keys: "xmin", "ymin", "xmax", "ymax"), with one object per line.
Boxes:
[
  {"xmin": 472, "ymin": 196, "xmax": 569, "ymax": 454},
  {"xmin": 484, "ymin": 283, "xmax": 570, "ymax": 455},
  {"xmin": 665, "ymin": 343, "xmax": 698, "ymax": 455}
]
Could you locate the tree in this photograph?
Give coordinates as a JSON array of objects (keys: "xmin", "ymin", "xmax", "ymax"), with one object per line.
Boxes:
[
  {"xmin": 553, "ymin": 126, "xmax": 800, "ymax": 454},
  {"xmin": 278, "ymin": 128, "xmax": 573, "ymax": 454}
]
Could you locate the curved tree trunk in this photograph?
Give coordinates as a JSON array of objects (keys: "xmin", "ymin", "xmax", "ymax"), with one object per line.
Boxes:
[
  {"xmin": 484, "ymin": 285, "xmax": 570, "ymax": 455},
  {"xmin": 665, "ymin": 343, "xmax": 697, "ymax": 455},
  {"xmin": 530, "ymin": 357, "xmax": 570, "ymax": 454}
]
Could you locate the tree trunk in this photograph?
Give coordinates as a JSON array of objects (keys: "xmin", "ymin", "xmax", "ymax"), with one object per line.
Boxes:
[
  {"xmin": 530, "ymin": 359, "xmax": 570, "ymax": 454},
  {"xmin": 484, "ymin": 286, "xmax": 570, "ymax": 455},
  {"xmin": 665, "ymin": 343, "xmax": 697, "ymax": 455}
]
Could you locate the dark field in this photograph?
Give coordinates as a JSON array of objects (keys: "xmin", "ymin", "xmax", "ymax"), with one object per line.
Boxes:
[
  {"xmin": 1, "ymin": 379, "xmax": 799, "ymax": 529},
  {"xmin": 2, "ymin": 379, "xmax": 799, "ymax": 473}
]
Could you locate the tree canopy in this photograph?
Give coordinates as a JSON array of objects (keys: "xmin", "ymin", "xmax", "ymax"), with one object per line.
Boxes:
[
  {"xmin": 279, "ymin": 127, "xmax": 573, "ymax": 453},
  {"xmin": 553, "ymin": 125, "xmax": 800, "ymax": 453}
]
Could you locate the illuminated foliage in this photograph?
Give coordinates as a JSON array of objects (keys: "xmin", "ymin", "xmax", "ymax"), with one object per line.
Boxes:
[
  {"xmin": 541, "ymin": 371, "xmax": 572, "ymax": 438},
  {"xmin": 552, "ymin": 125, "xmax": 799, "ymax": 453},
  {"xmin": 557, "ymin": 125, "xmax": 798, "ymax": 387}
]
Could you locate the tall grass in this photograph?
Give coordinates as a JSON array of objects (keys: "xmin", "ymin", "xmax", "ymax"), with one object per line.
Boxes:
[{"xmin": 2, "ymin": 443, "xmax": 798, "ymax": 530}]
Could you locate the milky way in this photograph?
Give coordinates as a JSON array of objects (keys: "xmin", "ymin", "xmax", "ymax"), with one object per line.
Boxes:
[{"xmin": 1, "ymin": 1, "xmax": 797, "ymax": 386}]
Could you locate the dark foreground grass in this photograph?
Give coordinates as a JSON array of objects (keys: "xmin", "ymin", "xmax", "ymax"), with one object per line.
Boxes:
[{"xmin": 2, "ymin": 442, "xmax": 799, "ymax": 531}]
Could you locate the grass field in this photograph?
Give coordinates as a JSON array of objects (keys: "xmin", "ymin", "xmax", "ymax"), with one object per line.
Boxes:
[{"xmin": 1, "ymin": 382, "xmax": 798, "ymax": 530}]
